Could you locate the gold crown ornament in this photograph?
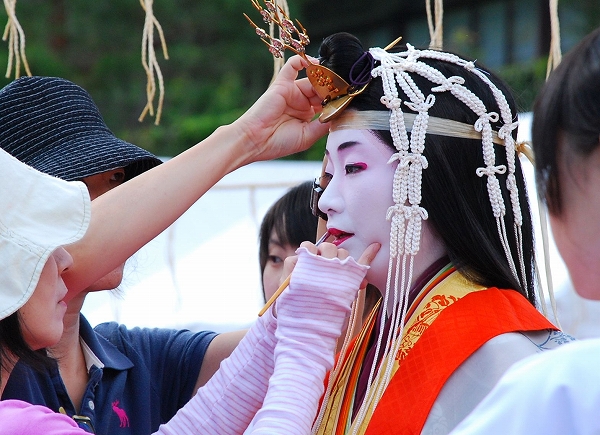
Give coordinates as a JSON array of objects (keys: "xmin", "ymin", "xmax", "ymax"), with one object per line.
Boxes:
[{"xmin": 244, "ymin": 0, "xmax": 398, "ymax": 122}]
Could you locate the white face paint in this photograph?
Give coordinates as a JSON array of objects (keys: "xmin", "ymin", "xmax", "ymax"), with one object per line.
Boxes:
[
  {"xmin": 320, "ymin": 129, "xmax": 447, "ymax": 297},
  {"xmin": 319, "ymin": 129, "xmax": 396, "ymax": 292}
]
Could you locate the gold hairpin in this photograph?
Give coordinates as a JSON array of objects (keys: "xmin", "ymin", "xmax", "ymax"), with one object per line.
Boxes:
[{"xmin": 245, "ymin": 0, "xmax": 378, "ymax": 122}]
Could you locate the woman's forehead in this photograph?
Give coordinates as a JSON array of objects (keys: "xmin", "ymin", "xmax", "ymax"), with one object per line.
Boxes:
[
  {"xmin": 325, "ymin": 129, "xmax": 387, "ymax": 154},
  {"xmin": 326, "ymin": 131, "xmax": 393, "ymax": 165}
]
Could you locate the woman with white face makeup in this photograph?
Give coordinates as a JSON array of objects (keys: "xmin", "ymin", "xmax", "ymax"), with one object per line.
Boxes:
[
  {"xmin": 293, "ymin": 32, "xmax": 576, "ymax": 435},
  {"xmin": 320, "ymin": 129, "xmax": 448, "ymax": 298}
]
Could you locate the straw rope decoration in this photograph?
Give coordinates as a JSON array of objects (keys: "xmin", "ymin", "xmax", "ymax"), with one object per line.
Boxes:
[
  {"xmin": 139, "ymin": 0, "xmax": 169, "ymax": 125},
  {"xmin": 2, "ymin": 0, "xmax": 31, "ymax": 79},
  {"xmin": 426, "ymin": 0, "xmax": 444, "ymax": 50},
  {"xmin": 546, "ymin": 0, "xmax": 562, "ymax": 79}
]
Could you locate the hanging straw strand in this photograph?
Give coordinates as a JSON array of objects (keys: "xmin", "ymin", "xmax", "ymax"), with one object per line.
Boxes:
[
  {"xmin": 139, "ymin": 0, "xmax": 169, "ymax": 125},
  {"xmin": 2, "ymin": 0, "xmax": 31, "ymax": 79},
  {"xmin": 425, "ymin": 0, "xmax": 444, "ymax": 50},
  {"xmin": 546, "ymin": 0, "xmax": 562, "ymax": 79}
]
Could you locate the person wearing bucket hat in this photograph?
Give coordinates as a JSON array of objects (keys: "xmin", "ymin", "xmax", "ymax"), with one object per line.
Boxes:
[
  {"xmin": 0, "ymin": 55, "xmax": 330, "ymax": 434},
  {"xmin": 0, "ymin": 76, "xmax": 231, "ymax": 435},
  {"xmin": 0, "ymin": 75, "xmax": 163, "ymax": 182},
  {"xmin": 0, "ymin": 148, "xmax": 91, "ymax": 394}
]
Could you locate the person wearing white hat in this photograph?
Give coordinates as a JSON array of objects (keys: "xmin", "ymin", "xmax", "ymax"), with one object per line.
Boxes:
[{"xmin": 0, "ymin": 148, "xmax": 91, "ymax": 394}]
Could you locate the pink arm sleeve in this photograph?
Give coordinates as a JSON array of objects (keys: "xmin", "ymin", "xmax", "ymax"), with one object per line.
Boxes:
[
  {"xmin": 246, "ymin": 247, "xmax": 368, "ymax": 434},
  {"xmin": 155, "ymin": 247, "xmax": 367, "ymax": 435},
  {"xmin": 154, "ymin": 309, "xmax": 278, "ymax": 434}
]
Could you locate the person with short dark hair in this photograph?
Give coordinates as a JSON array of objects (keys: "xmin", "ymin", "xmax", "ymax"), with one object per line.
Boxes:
[
  {"xmin": 259, "ymin": 181, "xmax": 318, "ymax": 302},
  {"xmin": 449, "ymin": 26, "xmax": 600, "ymax": 435}
]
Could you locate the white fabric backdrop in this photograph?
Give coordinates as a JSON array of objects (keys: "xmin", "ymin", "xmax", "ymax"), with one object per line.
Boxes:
[{"xmin": 82, "ymin": 114, "xmax": 600, "ymax": 338}]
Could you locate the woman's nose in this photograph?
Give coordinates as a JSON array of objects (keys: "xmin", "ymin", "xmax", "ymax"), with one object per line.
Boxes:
[
  {"xmin": 55, "ymin": 247, "xmax": 74, "ymax": 273},
  {"xmin": 318, "ymin": 176, "xmax": 343, "ymax": 218}
]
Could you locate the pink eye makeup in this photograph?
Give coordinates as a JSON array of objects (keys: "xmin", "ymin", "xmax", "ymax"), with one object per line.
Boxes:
[{"xmin": 345, "ymin": 162, "xmax": 367, "ymax": 174}]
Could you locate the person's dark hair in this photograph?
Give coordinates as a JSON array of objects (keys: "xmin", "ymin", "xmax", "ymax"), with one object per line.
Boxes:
[
  {"xmin": 532, "ymin": 27, "xmax": 600, "ymax": 215},
  {"xmin": 259, "ymin": 181, "xmax": 318, "ymax": 294},
  {"xmin": 0, "ymin": 312, "xmax": 53, "ymax": 385},
  {"xmin": 319, "ymin": 32, "xmax": 536, "ymax": 304}
]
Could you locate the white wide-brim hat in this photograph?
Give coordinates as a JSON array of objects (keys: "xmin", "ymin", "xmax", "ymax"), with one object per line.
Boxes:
[{"xmin": 0, "ymin": 149, "xmax": 91, "ymax": 320}]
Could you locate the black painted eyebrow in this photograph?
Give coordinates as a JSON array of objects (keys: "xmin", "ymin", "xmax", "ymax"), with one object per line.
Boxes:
[{"xmin": 325, "ymin": 140, "xmax": 360, "ymax": 156}]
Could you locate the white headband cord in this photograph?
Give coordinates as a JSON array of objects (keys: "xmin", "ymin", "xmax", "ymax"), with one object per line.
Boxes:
[{"xmin": 337, "ymin": 44, "xmax": 530, "ymax": 434}]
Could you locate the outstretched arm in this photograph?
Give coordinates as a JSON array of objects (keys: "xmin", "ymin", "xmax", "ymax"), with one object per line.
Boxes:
[{"xmin": 63, "ymin": 56, "xmax": 329, "ymax": 296}]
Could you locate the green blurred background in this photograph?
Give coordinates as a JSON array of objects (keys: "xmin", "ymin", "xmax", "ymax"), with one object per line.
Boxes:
[{"xmin": 1, "ymin": 0, "xmax": 599, "ymax": 160}]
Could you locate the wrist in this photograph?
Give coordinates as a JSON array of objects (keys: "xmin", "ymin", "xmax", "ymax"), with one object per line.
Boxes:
[{"xmin": 208, "ymin": 121, "xmax": 257, "ymax": 171}]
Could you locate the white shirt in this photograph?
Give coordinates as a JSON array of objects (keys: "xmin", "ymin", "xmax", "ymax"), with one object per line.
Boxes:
[
  {"xmin": 449, "ymin": 338, "xmax": 600, "ymax": 435},
  {"xmin": 423, "ymin": 329, "xmax": 574, "ymax": 434}
]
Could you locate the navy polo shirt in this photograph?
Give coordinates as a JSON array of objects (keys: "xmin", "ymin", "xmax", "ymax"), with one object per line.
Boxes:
[{"xmin": 2, "ymin": 315, "xmax": 217, "ymax": 435}]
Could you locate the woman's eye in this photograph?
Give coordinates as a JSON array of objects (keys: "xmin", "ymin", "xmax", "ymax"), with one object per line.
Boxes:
[
  {"xmin": 268, "ymin": 255, "xmax": 284, "ymax": 265},
  {"xmin": 111, "ymin": 171, "xmax": 126, "ymax": 183},
  {"xmin": 345, "ymin": 163, "xmax": 367, "ymax": 174}
]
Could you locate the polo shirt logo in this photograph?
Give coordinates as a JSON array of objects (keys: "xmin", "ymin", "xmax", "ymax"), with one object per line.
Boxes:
[{"xmin": 112, "ymin": 400, "xmax": 130, "ymax": 428}]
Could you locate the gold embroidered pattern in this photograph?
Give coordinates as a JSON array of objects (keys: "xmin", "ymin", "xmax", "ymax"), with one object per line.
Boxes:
[{"xmin": 396, "ymin": 294, "xmax": 459, "ymax": 361}]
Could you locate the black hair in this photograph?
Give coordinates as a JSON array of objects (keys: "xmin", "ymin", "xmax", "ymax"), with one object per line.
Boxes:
[
  {"xmin": 532, "ymin": 27, "xmax": 600, "ymax": 215},
  {"xmin": 319, "ymin": 32, "xmax": 536, "ymax": 304},
  {"xmin": 259, "ymin": 181, "xmax": 319, "ymax": 295},
  {"xmin": 0, "ymin": 311, "xmax": 53, "ymax": 385}
]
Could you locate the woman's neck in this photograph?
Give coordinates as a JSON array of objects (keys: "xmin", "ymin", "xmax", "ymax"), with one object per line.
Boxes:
[{"xmin": 48, "ymin": 294, "xmax": 88, "ymax": 412}]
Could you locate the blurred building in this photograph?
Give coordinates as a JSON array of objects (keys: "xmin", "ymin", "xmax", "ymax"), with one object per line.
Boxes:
[{"xmin": 302, "ymin": 0, "xmax": 599, "ymax": 70}]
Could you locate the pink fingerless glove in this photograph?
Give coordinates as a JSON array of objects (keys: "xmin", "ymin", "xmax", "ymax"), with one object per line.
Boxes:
[
  {"xmin": 154, "ymin": 310, "xmax": 278, "ymax": 435},
  {"xmin": 246, "ymin": 247, "xmax": 369, "ymax": 435}
]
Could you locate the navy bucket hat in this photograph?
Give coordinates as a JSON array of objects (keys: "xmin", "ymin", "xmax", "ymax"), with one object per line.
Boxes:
[{"xmin": 0, "ymin": 76, "xmax": 162, "ymax": 181}]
